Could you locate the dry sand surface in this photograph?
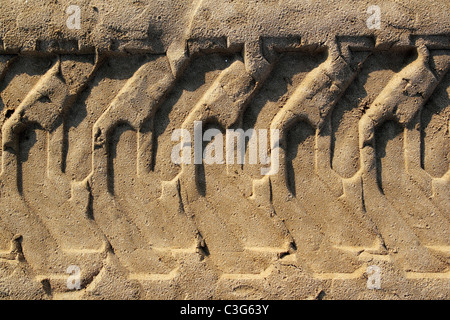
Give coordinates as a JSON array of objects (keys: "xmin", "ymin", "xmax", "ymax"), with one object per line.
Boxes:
[{"xmin": 0, "ymin": 0, "xmax": 448, "ymax": 299}]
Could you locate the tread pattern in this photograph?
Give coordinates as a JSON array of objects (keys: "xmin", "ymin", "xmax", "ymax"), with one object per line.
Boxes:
[{"xmin": 0, "ymin": 34, "xmax": 449, "ymax": 299}]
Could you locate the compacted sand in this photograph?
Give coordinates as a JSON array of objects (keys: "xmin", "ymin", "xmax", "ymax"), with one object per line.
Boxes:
[{"xmin": 0, "ymin": 0, "xmax": 448, "ymax": 299}]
